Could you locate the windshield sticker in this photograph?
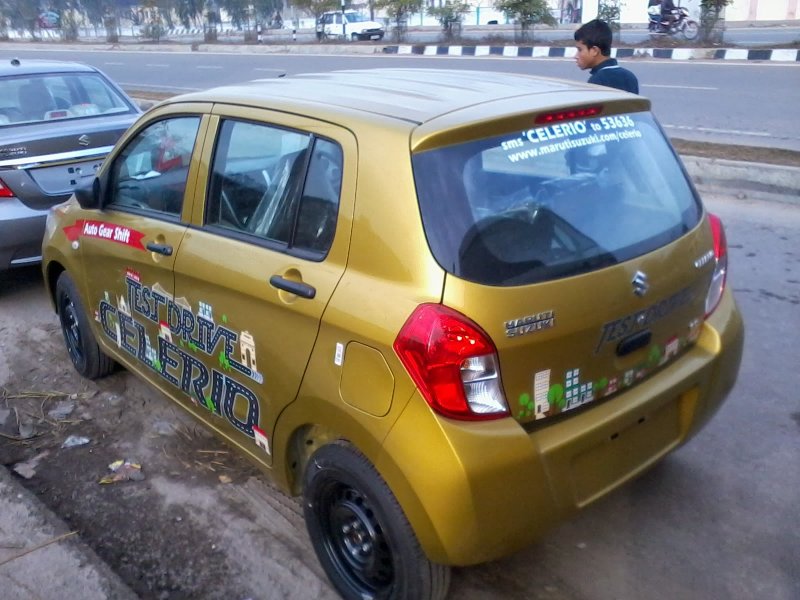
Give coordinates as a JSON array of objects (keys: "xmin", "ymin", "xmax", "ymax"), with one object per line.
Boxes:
[
  {"xmin": 502, "ymin": 116, "xmax": 642, "ymax": 164},
  {"xmin": 520, "ymin": 323, "xmax": 701, "ymax": 421},
  {"xmin": 504, "ymin": 310, "xmax": 555, "ymax": 338},
  {"xmin": 96, "ymin": 274, "xmax": 266, "ymax": 441},
  {"xmin": 63, "ymin": 219, "xmax": 146, "ymax": 251}
]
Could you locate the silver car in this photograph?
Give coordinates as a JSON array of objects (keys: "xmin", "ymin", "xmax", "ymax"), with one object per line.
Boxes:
[{"xmin": 0, "ymin": 58, "xmax": 141, "ymax": 271}]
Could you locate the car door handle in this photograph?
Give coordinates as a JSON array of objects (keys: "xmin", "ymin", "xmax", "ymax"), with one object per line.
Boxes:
[
  {"xmin": 269, "ymin": 275, "xmax": 316, "ymax": 299},
  {"xmin": 146, "ymin": 242, "xmax": 173, "ymax": 256}
]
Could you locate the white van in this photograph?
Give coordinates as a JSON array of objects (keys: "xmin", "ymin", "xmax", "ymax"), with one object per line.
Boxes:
[{"xmin": 316, "ymin": 11, "xmax": 385, "ymax": 41}]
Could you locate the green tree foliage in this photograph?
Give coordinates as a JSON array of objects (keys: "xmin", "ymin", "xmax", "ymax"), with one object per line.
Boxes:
[
  {"xmin": 427, "ymin": 0, "xmax": 470, "ymax": 40},
  {"xmin": 597, "ymin": 0, "xmax": 623, "ymax": 38},
  {"xmin": 494, "ymin": 0, "xmax": 555, "ymax": 41},
  {"xmin": 375, "ymin": 0, "xmax": 424, "ymax": 41},
  {"xmin": 700, "ymin": 0, "xmax": 733, "ymax": 42},
  {"xmin": 292, "ymin": 0, "xmax": 341, "ymax": 21}
]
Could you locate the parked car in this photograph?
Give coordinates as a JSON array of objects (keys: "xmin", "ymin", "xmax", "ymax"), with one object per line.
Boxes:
[
  {"xmin": 316, "ymin": 10, "xmax": 384, "ymax": 41},
  {"xmin": 0, "ymin": 58, "xmax": 141, "ymax": 272},
  {"xmin": 42, "ymin": 69, "xmax": 744, "ymax": 600}
]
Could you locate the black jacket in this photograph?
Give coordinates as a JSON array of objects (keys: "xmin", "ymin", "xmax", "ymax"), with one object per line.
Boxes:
[{"xmin": 588, "ymin": 58, "xmax": 639, "ymax": 94}]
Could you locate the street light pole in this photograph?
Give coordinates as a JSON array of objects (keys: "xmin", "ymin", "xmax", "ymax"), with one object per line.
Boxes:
[{"xmin": 341, "ymin": 0, "xmax": 346, "ymax": 38}]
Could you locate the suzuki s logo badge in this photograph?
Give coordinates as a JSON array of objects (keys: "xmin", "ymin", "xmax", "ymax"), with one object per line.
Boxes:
[
  {"xmin": 632, "ymin": 271, "xmax": 649, "ymax": 297},
  {"xmin": 78, "ymin": 135, "xmax": 90, "ymax": 147}
]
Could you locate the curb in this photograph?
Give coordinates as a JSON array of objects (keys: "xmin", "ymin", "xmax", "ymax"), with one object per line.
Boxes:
[
  {"xmin": 0, "ymin": 466, "xmax": 137, "ymax": 599},
  {"xmin": 382, "ymin": 45, "xmax": 800, "ymax": 61},
  {"xmin": 682, "ymin": 156, "xmax": 800, "ymax": 204},
  {"xmin": 2, "ymin": 40, "xmax": 800, "ymax": 61}
]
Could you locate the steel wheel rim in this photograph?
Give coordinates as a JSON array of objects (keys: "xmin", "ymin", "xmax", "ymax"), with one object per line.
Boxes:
[
  {"xmin": 321, "ymin": 482, "xmax": 394, "ymax": 595},
  {"xmin": 60, "ymin": 295, "xmax": 83, "ymax": 364}
]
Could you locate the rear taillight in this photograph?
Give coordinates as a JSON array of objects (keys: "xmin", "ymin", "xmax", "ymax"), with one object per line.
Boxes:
[
  {"xmin": 705, "ymin": 213, "xmax": 728, "ymax": 316},
  {"xmin": 393, "ymin": 304, "xmax": 509, "ymax": 421},
  {"xmin": 0, "ymin": 178, "xmax": 13, "ymax": 198}
]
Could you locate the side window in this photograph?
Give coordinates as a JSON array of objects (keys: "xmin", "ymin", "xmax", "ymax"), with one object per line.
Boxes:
[
  {"xmin": 294, "ymin": 139, "xmax": 342, "ymax": 254},
  {"xmin": 205, "ymin": 120, "xmax": 342, "ymax": 257},
  {"xmin": 206, "ymin": 119, "xmax": 311, "ymax": 244},
  {"xmin": 109, "ymin": 116, "xmax": 201, "ymax": 217}
]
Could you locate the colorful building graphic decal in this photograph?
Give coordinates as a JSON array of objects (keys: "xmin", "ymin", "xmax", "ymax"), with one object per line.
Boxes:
[
  {"xmin": 253, "ymin": 425, "xmax": 270, "ymax": 455},
  {"xmin": 526, "ymin": 315, "xmax": 704, "ymax": 421},
  {"xmin": 533, "ymin": 369, "xmax": 551, "ymax": 419}
]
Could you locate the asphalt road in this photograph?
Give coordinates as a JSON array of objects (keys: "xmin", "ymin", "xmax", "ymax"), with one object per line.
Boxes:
[{"xmin": 5, "ymin": 47, "xmax": 800, "ymax": 151}]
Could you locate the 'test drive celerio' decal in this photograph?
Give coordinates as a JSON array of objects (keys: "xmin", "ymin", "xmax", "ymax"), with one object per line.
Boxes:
[
  {"xmin": 96, "ymin": 271, "xmax": 269, "ymax": 453},
  {"xmin": 63, "ymin": 219, "xmax": 146, "ymax": 250}
]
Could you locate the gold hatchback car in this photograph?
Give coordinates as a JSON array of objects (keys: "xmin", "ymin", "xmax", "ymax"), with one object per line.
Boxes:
[{"xmin": 42, "ymin": 69, "xmax": 744, "ymax": 600}]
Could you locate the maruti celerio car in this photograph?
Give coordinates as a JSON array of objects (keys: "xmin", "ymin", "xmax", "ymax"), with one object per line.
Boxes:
[
  {"xmin": 41, "ymin": 69, "xmax": 744, "ymax": 600},
  {"xmin": 0, "ymin": 58, "xmax": 141, "ymax": 272}
]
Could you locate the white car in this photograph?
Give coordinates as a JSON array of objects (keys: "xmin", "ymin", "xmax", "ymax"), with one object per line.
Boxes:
[{"xmin": 316, "ymin": 11, "xmax": 384, "ymax": 41}]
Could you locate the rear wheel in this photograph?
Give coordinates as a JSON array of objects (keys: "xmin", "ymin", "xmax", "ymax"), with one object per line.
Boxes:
[
  {"xmin": 303, "ymin": 441, "xmax": 450, "ymax": 600},
  {"xmin": 56, "ymin": 272, "xmax": 114, "ymax": 379},
  {"xmin": 682, "ymin": 20, "xmax": 699, "ymax": 40},
  {"xmin": 351, "ymin": 32, "xmax": 360, "ymax": 42}
]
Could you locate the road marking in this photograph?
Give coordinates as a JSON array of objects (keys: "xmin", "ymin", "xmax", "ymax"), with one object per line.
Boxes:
[
  {"xmin": 663, "ymin": 124, "xmax": 773, "ymax": 138},
  {"xmin": 145, "ymin": 63, "xmax": 169, "ymax": 68},
  {"xmin": 196, "ymin": 65, "xmax": 223, "ymax": 69},
  {"xmin": 118, "ymin": 82, "xmax": 202, "ymax": 92},
  {"xmin": 642, "ymin": 84, "xmax": 717, "ymax": 90},
  {"xmin": 104, "ymin": 62, "xmax": 124, "ymax": 65},
  {"xmin": 253, "ymin": 68, "xmax": 285, "ymax": 72}
]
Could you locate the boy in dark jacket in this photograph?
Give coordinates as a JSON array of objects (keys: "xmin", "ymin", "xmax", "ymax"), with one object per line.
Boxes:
[{"xmin": 573, "ymin": 19, "xmax": 639, "ymax": 94}]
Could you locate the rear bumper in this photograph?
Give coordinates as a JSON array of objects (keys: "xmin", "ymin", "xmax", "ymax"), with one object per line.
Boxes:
[
  {"xmin": 377, "ymin": 288, "xmax": 744, "ymax": 565},
  {"xmin": 0, "ymin": 198, "xmax": 47, "ymax": 269}
]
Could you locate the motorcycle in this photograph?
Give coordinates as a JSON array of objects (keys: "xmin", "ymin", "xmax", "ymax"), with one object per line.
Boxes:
[{"xmin": 647, "ymin": 6, "xmax": 699, "ymax": 41}]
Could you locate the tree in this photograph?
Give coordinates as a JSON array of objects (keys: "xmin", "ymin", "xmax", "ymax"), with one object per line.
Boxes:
[
  {"xmin": 292, "ymin": 0, "xmax": 341, "ymax": 23},
  {"xmin": 700, "ymin": 0, "xmax": 733, "ymax": 43},
  {"xmin": 597, "ymin": 0, "xmax": 623, "ymax": 42},
  {"xmin": 427, "ymin": 0, "xmax": 470, "ymax": 42},
  {"xmin": 375, "ymin": 0, "xmax": 424, "ymax": 42},
  {"xmin": 494, "ymin": 0, "xmax": 556, "ymax": 43}
]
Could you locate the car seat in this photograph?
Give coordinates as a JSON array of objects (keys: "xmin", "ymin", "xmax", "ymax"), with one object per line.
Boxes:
[{"xmin": 17, "ymin": 80, "xmax": 56, "ymax": 121}]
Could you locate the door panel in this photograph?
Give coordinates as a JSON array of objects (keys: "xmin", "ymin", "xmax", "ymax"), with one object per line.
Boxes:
[
  {"xmin": 72, "ymin": 112, "xmax": 208, "ymax": 399},
  {"xmin": 172, "ymin": 108, "xmax": 356, "ymax": 465}
]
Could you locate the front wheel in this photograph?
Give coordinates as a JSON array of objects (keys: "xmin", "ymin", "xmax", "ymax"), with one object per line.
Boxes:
[
  {"xmin": 303, "ymin": 441, "xmax": 450, "ymax": 600},
  {"xmin": 56, "ymin": 271, "xmax": 114, "ymax": 379},
  {"xmin": 682, "ymin": 20, "xmax": 699, "ymax": 40}
]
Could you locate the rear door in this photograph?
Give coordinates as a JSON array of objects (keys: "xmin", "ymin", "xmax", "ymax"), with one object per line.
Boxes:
[
  {"xmin": 171, "ymin": 106, "xmax": 356, "ymax": 463},
  {"xmin": 413, "ymin": 109, "xmax": 713, "ymax": 424}
]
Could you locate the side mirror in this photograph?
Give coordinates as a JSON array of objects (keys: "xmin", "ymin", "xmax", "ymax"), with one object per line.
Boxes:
[{"xmin": 74, "ymin": 176, "xmax": 102, "ymax": 209}]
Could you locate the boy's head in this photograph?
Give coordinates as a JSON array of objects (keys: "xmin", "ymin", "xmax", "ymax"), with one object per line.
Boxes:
[{"xmin": 574, "ymin": 19, "xmax": 612, "ymax": 71}]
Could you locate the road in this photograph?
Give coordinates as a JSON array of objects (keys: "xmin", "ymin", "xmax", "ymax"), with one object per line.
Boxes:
[
  {"xmin": 1, "ymin": 192, "xmax": 797, "ymax": 600},
  {"xmin": 6, "ymin": 46, "xmax": 800, "ymax": 151}
]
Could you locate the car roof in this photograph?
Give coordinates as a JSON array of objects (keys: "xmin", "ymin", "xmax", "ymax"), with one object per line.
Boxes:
[
  {"xmin": 172, "ymin": 68, "xmax": 641, "ymax": 126},
  {"xmin": 0, "ymin": 58, "xmax": 98, "ymax": 77}
]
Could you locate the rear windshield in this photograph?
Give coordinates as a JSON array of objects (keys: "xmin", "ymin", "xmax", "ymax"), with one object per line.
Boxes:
[
  {"xmin": 412, "ymin": 112, "xmax": 701, "ymax": 286},
  {"xmin": 0, "ymin": 72, "xmax": 134, "ymax": 127}
]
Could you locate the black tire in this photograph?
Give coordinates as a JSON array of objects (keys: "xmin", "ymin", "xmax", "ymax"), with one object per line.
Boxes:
[
  {"xmin": 56, "ymin": 272, "xmax": 114, "ymax": 379},
  {"xmin": 351, "ymin": 32, "xmax": 360, "ymax": 42},
  {"xmin": 682, "ymin": 20, "xmax": 699, "ymax": 41},
  {"xmin": 303, "ymin": 441, "xmax": 450, "ymax": 600}
]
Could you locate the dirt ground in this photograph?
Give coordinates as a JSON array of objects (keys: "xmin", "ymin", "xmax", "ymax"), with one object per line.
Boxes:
[{"xmin": 0, "ymin": 267, "xmax": 340, "ymax": 600}]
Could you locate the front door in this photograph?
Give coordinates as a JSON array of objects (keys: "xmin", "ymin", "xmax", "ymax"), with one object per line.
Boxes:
[
  {"xmin": 171, "ymin": 107, "xmax": 355, "ymax": 466},
  {"xmin": 72, "ymin": 110, "xmax": 208, "ymax": 395}
]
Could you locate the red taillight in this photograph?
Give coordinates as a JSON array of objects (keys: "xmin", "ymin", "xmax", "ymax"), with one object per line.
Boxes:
[
  {"xmin": 393, "ymin": 304, "xmax": 509, "ymax": 421},
  {"xmin": 535, "ymin": 105, "xmax": 603, "ymax": 125},
  {"xmin": 0, "ymin": 178, "xmax": 13, "ymax": 198},
  {"xmin": 705, "ymin": 213, "xmax": 728, "ymax": 316}
]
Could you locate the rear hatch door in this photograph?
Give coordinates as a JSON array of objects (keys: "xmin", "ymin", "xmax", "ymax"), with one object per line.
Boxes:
[{"xmin": 412, "ymin": 106, "xmax": 715, "ymax": 425}]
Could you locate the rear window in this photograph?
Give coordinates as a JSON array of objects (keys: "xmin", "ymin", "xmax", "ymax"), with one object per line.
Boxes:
[
  {"xmin": 413, "ymin": 112, "xmax": 701, "ymax": 286},
  {"xmin": 0, "ymin": 72, "xmax": 134, "ymax": 127}
]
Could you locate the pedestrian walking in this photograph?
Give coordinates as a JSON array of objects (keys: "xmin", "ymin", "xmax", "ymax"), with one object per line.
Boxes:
[{"xmin": 573, "ymin": 19, "xmax": 639, "ymax": 94}]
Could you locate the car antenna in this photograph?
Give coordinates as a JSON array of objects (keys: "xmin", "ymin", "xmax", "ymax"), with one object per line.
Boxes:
[{"xmin": 11, "ymin": 58, "xmax": 21, "ymax": 67}]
